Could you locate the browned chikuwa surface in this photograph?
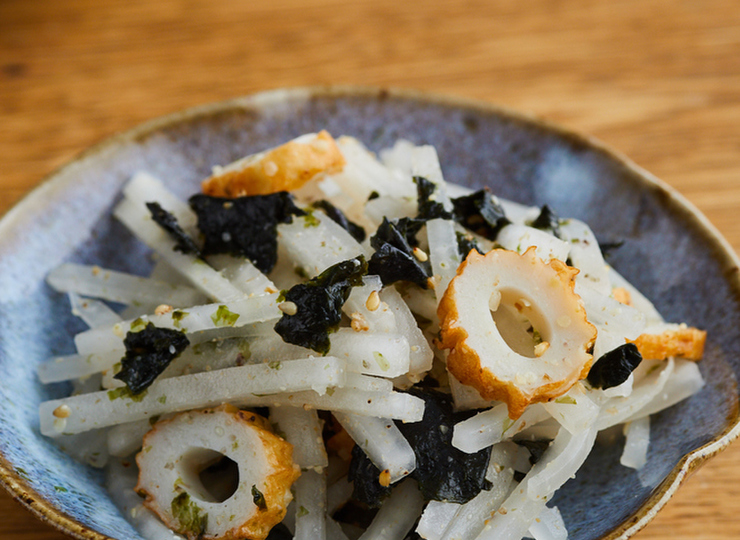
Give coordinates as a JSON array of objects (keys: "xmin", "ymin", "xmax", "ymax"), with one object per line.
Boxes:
[{"xmin": 1, "ymin": 1, "xmax": 739, "ymax": 539}]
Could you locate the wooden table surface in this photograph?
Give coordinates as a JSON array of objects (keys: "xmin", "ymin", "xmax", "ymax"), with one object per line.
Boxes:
[{"xmin": 1, "ymin": 0, "xmax": 739, "ymax": 538}]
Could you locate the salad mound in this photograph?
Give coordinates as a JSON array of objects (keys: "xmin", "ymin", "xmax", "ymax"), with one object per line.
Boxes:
[{"xmin": 39, "ymin": 131, "xmax": 707, "ymax": 540}]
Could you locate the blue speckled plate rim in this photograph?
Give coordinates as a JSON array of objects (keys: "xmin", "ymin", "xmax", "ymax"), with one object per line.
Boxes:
[{"xmin": 1, "ymin": 85, "xmax": 739, "ymax": 540}]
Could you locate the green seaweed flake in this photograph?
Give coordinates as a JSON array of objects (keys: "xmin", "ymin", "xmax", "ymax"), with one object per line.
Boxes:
[
  {"xmin": 373, "ymin": 351, "xmax": 390, "ymax": 372},
  {"xmin": 107, "ymin": 387, "xmax": 148, "ymax": 402},
  {"xmin": 297, "ymin": 505, "xmax": 310, "ymax": 518},
  {"xmin": 251, "ymin": 485, "xmax": 268, "ymax": 511},
  {"xmin": 211, "ymin": 305, "xmax": 240, "ymax": 327},
  {"xmin": 172, "ymin": 310, "xmax": 189, "ymax": 329},
  {"xmin": 130, "ymin": 317, "xmax": 147, "ymax": 333},
  {"xmin": 171, "ymin": 492, "xmax": 208, "ymax": 537}
]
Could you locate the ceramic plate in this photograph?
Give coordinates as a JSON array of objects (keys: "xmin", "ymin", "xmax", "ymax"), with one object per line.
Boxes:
[{"xmin": 1, "ymin": 87, "xmax": 739, "ymax": 540}]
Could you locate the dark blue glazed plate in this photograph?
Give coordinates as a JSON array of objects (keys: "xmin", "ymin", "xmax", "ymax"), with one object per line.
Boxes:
[{"xmin": 1, "ymin": 87, "xmax": 738, "ymax": 540}]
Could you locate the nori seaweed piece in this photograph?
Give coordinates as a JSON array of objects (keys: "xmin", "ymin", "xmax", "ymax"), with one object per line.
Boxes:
[
  {"xmin": 596, "ymin": 236, "xmax": 625, "ymax": 260},
  {"xmin": 114, "ymin": 323, "xmax": 190, "ymax": 395},
  {"xmin": 146, "ymin": 202, "xmax": 202, "ymax": 257},
  {"xmin": 451, "ymin": 188, "xmax": 510, "ymax": 241},
  {"xmin": 530, "ymin": 204, "xmax": 562, "ymax": 238},
  {"xmin": 396, "ymin": 388, "xmax": 493, "ymax": 503},
  {"xmin": 274, "ymin": 256, "xmax": 368, "ymax": 354},
  {"xmin": 368, "ymin": 218, "xmax": 431, "ymax": 288},
  {"xmin": 587, "ymin": 343, "xmax": 643, "ymax": 389},
  {"xmin": 189, "ymin": 192, "xmax": 305, "ymax": 274},
  {"xmin": 413, "ymin": 176, "xmax": 454, "ymax": 221},
  {"xmin": 515, "ymin": 439, "xmax": 553, "ymax": 466},
  {"xmin": 456, "ymin": 231, "xmax": 485, "ymax": 259},
  {"xmin": 348, "ymin": 444, "xmax": 392, "ymax": 508},
  {"xmin": 312, "ymin": 199, "xmax": 366, "ymax": 243}
]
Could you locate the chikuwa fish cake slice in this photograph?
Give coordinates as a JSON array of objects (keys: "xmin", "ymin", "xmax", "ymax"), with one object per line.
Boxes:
[
  {"xmin": 136, "ymin": 404, "xmax": 300, "ymax": 540},
  {"xmin": 438, "ymin": 247, "xmax": 597, "ymax": 419}
]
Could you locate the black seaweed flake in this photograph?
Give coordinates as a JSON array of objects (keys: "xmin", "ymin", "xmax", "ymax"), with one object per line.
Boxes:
[
  {"xmin": 530, "ymin": 204, "xmax": 562, "ymax": 238},
  {"xmin": 274, "ymin": 256, "xmax": 368, "ymax": 354},
  {"xmin": 587, "ymin": 343, "xmax": 643, "ymax": 389},
  {"xmin": 312, "ymin": 199, "xmax": 366, "ymax": 242},
  {"xmin": 451, "ymin": 188, "xmax": 510, "ymax": 241},
  {"xmin": 396, "ymin": 388, "xmax": 492, "ymax": 503},
  {"xmin": 114, "ymin": 323, "xmax": 190, "ymax": 394},
  {"xmin": 251, "ymin": 485, "xmax": 268, "ymax": 510},
  {"xmin": 368, "ymin": 218, "xmax": 430, "ymax": 288},
  {"xmin": 189, "ymin": 192, "xmax": 305, "ymax": 274},
  {"xmin": 413, "ymin": 176, "xmax": 454, "ymax": 221},
  {"xmin": 515, "ymin": 439, "xmax": 553, "ymax": 466},
  {"xmin": 146, "ymin": 202, "xmax": 202, "ymax": 257},
  {"xmin": 348, "ymin": 444, "xmax": 392, "ymax": 508},
  {"xmin": 456, "ymin": 231, "xmax": 485, "ymax": 259}
]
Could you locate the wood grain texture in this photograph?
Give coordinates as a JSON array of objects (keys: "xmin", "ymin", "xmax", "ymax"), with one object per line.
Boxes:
[{"xmin": 1, "ymin": 0, "xmax": 739, "ymax": 538}]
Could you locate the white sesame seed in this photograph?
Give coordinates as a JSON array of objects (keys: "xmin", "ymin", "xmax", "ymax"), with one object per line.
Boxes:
[{"xmin": 278, "ymin": 301, "xmax": 298, "ymax": 316}]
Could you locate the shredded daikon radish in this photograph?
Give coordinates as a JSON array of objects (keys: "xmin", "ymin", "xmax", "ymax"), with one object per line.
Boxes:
[
  {"xmin": 68, "ymin": 292, "xmax": 122, "ymax": 328},
  {"xmin": 528, "ymin": 506, "xmax": 567, "ymax": 540},
  {"xmin": 270, "ymin": 407, "xmax": 328, "ymax": 471},
  {"xmin": 48, "ymin": 263, "xmax": 205, "ymax": 308},
  {"xmin": 40, "ymin": 356, "xmax": 347, "ymax": 436},
  {"xmin": 333, "ymin": 412, "xmax": 416, "ymax": 482},
  {"xmin": 620, "ymin": 416, "xmax": 650, "ymax": 470},
  {"xmin": 452, "ymin": 404, "xmax": 550, "ymax": 454},
  {"xmin": 294, "ymin": 469, "xmax": 328, "ymax": 540},
  {"xmin": 357, "ymin": 478, "xmax": 425, "ymax": 540}
]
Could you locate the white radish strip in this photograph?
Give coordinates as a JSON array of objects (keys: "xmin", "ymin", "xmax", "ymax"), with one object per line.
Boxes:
[
  {"xmin": 438, "ymin": 445, "xmax": 517, "ymax": 540},
  {"xmin": 452, "ymin": 404, "xmax": 549, "ymax": 454},
  {"xmin": 208, "ymin": 254, "xmax": 277, "ymax": 296},
  {"xmin": 327, "ymin": 476, "xmax": 354, "ymax": 515},
  {"xmin": 270, "ymin": 407, "xmax": 328, "ymax": 471},
  {"xmin": 559, "ymin": 218, "xmax": 611, "ymax": 296},
  {"xmin": 106, "ymin": 458, "xmax": 186, "ymax": 540},
  {"xmin": 417, "ymin": 501, "xmax": 460, "ymax": 540},
  {"xmin": 108, "ymin": 418, "xmax": 154, "ymax": 457},
  {"xmin": 477, "ymin": 425, "xmax": 597, "ymax": 540},
  {"xmin": 37, "ymin": 351, "xmax": 121, "ymax": 384},
  {"xmin": 326, "ymin": 517, "xmax": 351, "ymax": 540},
  {"xmin": 344, "ymin": 372, "xmax": 394, "ymax": 393},
  {"xmin": 396, "ymin": 284, "xmax": 438, "ymax": 328},
  {"xmin": 114, "ymin": 197, "xmax": 245, "ymax": 302},
  {"xmin": 40, "ymin": 357, "xmax": 347, "ymax": 436},
  {"xmin": 497, "ymin": 197, "xmax": 540, "ymax": 225},
  {"xmin": 378, "ymin": 288, "xmax": 433, "ymax": 379},
  {"xmin": 625, "ymin": 360, "xmax": 704, "ymax": 422},
  {"xmin": 277, "ymin": 215, "xmax": 367, "ymax": 277},
  {"xmin": 574, "ymin": 281, "xmax": 646, "ymax": 340},
  {"xmin": 123, "ymin": 171, "xmax": 198, "ymax": 232},
  {"xmin": 607, "ymin": 267, "xmax": 664, "ymax": 324},
  {"xmin": 68, "ymin": 292, "xmax": 122, "ymax": 328},
  {"xmin": 541, "ymin": 383, "xmax": 599, "ymax": 434},
  {"xmin": 620, "ymin": 416, "xmax": 650, "ymax": 470},
  {"xmin": 74, "ymin": 294, "xmax": 279, "ymax": 355},
  {"xmin": 338, "ymin": 136, "xmax": 416, "ymax": 200},
  {"xmin": 449, "ymin": 374, "xmax": 496, "ymax": 412},
  {"xmin": 245, "ymin": 389, "xmax": 425, "ymax": 422},
  {"xmin": 528, "ymin": 506, "xmax": 567, "ymax": 540},
  {"xmin": 345, "ymin": 276, "xmax": 397, "ymax": 333},
  {"xmin": 596, "ymin": 358, "xmax": 674, "ymax": 430},
  {"xmin": 496, "ymin": 224, "xmax": 570, "ymax": 262},
  {"xmin": 54, "ymin": 429, "xmax": 109, "ymax": 469},
  {"xmin": 426, "ymin": 218, "xmax": 461, "ymax": 302},
  {"xmin": 294, "ymin": 469, "xmax": 327, "ymax": 540},
  {"xmin": 407, "ymin": 145, "xmax": 453, "ymax": 211},
  {"xmin": 329, "ymin": 331, "xmax": 410, "ymax": 378},
  {"xmin": 364, "ymin": 195, "xmax": 417, "ymax": 226},
  {"xmin": 333, "ymin": 412, "xmax": 416, "ymax": 482},
  {"xmin": 525, "ymin": 423, "xmax": 598, "ymax": 500},
  {"xmin": 48, "ymin": 263, "xmax": 205, "ymax": 308},
  {"xmin": 358, "ymin": 478, "xmax": 425, "ymax": 540}
]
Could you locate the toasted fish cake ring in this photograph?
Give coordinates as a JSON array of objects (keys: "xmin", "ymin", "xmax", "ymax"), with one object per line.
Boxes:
[
  {"xmin": 136, "ymin": 404, "xmax": 300, "ymax": 540},
  {"xmin": 202, "ymin": 130, "xmax": 345, "ymax": 197},
  {"xmin": 438, "ymin": 247, "xmax": 597, "ymax": 419}
]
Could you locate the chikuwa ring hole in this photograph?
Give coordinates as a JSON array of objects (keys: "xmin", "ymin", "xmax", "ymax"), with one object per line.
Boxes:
[
  {"xmin": 490, "ymin": 289, "xmax": 550, "ymax": 358},
  {"xmin": 179, "ymin": 448, "xmax": 240, "ymax": 503}
]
